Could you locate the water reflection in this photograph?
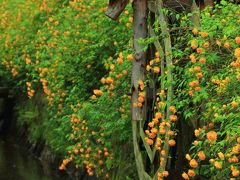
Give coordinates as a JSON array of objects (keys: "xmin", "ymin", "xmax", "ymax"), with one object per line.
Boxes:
[{"xmin": 0, "ymin": 139, "xmax": 65, "ymax": 180}]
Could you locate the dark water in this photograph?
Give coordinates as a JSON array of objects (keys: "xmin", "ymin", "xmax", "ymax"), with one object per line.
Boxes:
[{"xmin": 0, "ymin": 138, "xmax": 66, "ymax": 180}]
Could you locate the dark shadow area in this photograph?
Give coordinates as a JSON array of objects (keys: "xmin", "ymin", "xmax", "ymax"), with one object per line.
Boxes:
[{"xmin": 0, "ymin": 93, "xmax": 69, "ymax": 180}]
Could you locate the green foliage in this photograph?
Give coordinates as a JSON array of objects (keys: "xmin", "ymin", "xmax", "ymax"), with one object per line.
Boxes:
[
  {"xmin": 0, "ymin": 0, "xmax": 135, "ymax": 178},
  {"xmin": 174, "ymin": 2, "xmax": 240, "ymax": 179}
]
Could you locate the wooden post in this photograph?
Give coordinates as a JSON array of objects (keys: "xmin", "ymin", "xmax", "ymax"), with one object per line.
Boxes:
[
  {"xmin": 131, "ymin": 0, "xmax": 149, "ymax": 179},
  {"xmin": 131, "ymin": 0, "xmax": 148, "ymax": 122},
  {"xmin": 105, "ymin": 0, "xmax": 129, "ymax": 20}
]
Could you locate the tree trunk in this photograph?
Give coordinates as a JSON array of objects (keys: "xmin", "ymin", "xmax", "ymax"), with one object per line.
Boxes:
[{"xmin": 131, "ymin": 0, "xmax": 148, "ymax": 179}]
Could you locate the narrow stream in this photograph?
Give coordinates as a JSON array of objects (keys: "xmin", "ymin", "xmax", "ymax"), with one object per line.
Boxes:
[
  {"xmin": 0, "ymin": 96, "xmax": 69, "ymax": 180},
  {"xmin": 0, "ymin": 137, "xmax": 67, "ymax": 180}
]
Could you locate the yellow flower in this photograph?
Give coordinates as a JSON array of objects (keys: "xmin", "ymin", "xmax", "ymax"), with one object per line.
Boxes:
[
  {"xmin": 153, "ymin": 66, "xmax": 160, "ymax": 73},
  {"xmin": 234, "ymin": 48, "xmax": 240, "ymax": 58}
]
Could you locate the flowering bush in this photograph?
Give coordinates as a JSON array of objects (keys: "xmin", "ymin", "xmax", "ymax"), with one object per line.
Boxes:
[
  {"xmin": 0, "ymin": 0, "xmax": 239, "ymax": 179},
  {"xmin": 177, "ymin": 3, "xmax": 240, "ymax": 179},
  {"xmin": 0, "ymin": 0, "xmax": 135, "ymax": 178}
]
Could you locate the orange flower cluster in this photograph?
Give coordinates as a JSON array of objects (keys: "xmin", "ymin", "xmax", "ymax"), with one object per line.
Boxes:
[
  {"xmin": 191, "ymin": 39, "xmax": 197, "ymax": 49},
  {"xmin": 117, "ymin": 52, "xmax": 123, "ymax": 65},
  {"xmin": 26, "ymin": 82, "xmax": 35, "ymax": 99},
  {"xmin": 127, "ymin": 54, "xmax": 134, "ymax": 61},
  {"xmin": 146, "ymin": 52, "xmax": 161, "ymax": 73},
  {"xmin": 1, "ymin": 59, "xmax": 19, "ymax": 77},
  {"xmin": 145, "ymin": 111, "xmax": 164, "ymax": 146},
  {"xmin": 157, "ymin": 170, "xmax": 169, "ymax": 179},
  {"xmin": 188, "ymin": 80, "xmax": 200, "ymax": 96},
  {"xmin": 145, "ymin": 104, "xmax": 177, "ymax": 155},
  {"xmin": 211, "ymin": 76, "xmax": 231, "ymax": 94},
  {"xmin": 11, "ymin": 68, "xmax": 18, "ymax": 77},
  {"xmin": 185, "ymin": 12, "xmax": 240, "ymax": 179},
  {"xmin": 60, "ymin": 114, "xmax": 111, "ymax": 178},
  {"xmin": 134, "ymin": 91, "xmax": 145, "ymax": 108}
]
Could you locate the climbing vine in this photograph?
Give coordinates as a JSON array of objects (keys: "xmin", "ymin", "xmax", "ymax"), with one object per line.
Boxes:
[{"xmin": 0, "ymin": 0, "xmax": 239, "ymax": 179}]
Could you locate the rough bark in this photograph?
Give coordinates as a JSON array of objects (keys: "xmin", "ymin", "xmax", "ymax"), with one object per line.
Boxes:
[
  {"xmin": 131, "ymin": 0, "xmax": 148, "ymax": 179},
  {"xmin": 105, "ymin": 0, "xmax": 129, "ymax": 20}
]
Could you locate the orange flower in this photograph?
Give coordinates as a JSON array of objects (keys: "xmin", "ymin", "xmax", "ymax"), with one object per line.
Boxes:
[
  {"xmin": 117, "ymin": 57, "xmax": 123, "ymax": 64},
  {"xmin": 145, "ymin": 138, "xmax": 154, "ymax": 145},
  {"xmin": 162, "ymin": 171, "xmax": 169, "ymax": 177},
  {"xmin": 93, "ymin": 89, "xmax": 103, "ymax": 96},
  {"xmin": 153, "ymin": 66, "xmax": 160, "ymax": 73},
  {"xmin": 169, "ymin": 106, "xmax": 176, "ymax": 113},
  {"xmin": 191, "ymin": 39, "xmax": 197, "ymax": 49},
  {"xmin": 234, "ymin": 48, "xmax": 240, "ymax": 58},
  {"xmin": 49, "ymin": 17, "xmax": 54, "ymax": 22},
  {"xmin": 151, "ymin": 128, "xmax": 158, "ymax": 134},
  {"xmin": 182, "ymin": 172, "xmax": 190, "ymax": 180},
  {"xmin": 189, "ymin": 81, "xmax": 194, "ymax": 87},
  {"xmin": 127, "ymin": 54, "xmax": 134, "ymax": 61},
  {"xmin": 232, "ymin": 169, "xmax": 239, "ymax": 177},
  {"xmin": 188, "ymin": 169, "xmax": 196, "ymax": 177},
  {"xmin": 231, "ymin": 101, "xmax": 238, "ymax": 107},
  {"xmin": 198, "ymin": 151, "xmax": 206, "ymax": 160},
  {"xmin": 159, "ymin": 128, "xmax": 165, "ymax": 135},
  {"xmin": 235, "ymin": 37, "xmax": 240, "ymax": 44},
  {"xmin": 169, "ymin": 139, "xmax": 176, "ymax": 146},
  {"xmin": 231, "ymin": 155, "xmax": 239, "ymax": 163},
  {"xmin": 188, "ymin": 90, "xmax": 193, "ymax": 96},
  {"xmin": 101, "ymin": 78, "xmax": 106, "ymax": 84},
  {"xmin": 185, "ymin": 154, "xmax": 191, "ymax": 161},
  {"xmin": 189, "ymin": 159, "xmax": 198, "ymax": 168},
  {"xmin": 156, "ymin": 58, "xmax": 160, "ymax": 62},
  {"xmin": 168, "ymin": 130, "xmax": 175, "ymax": 136},
  {"xmin": 194, "ymin": 140, "xmax": 198, "ymax": 146},
  {"xmin": 152, "ymin": 118, "xmax": 159, "ymax": 124},
  {"xmin": 170, "ymin": 115, "xmax": 178, "ymax": 122},
  {"xmin": 155, "ymin": 52, "xmax": 160, "ymax": 58},
  {"xmin": 196, "ymin": 48, "xmax": 204, "ymax": 53},
  {"xmin": 122, "ymin": 70, "xmax": 127, "ymax": 75},
  {"xmin": 146, "ymin": 65, "xmax": 151, "ymax": 71},
  {"xmin": 194, "ymin": 66, "xmax": 201, "ymax": 72},
  {"xmin": 224, "ymin": 42, "xmax": 230, "ymax": 48},
  {"xmin": 195, "ymin": 86, "xmax": 201, "ymax": 92},
  {"xmin": 155, "ymin": 112, "xmax": 162, "ymax": 119},
  {"xmin": 194, "ymin": 129, "xmax": 200, "ymax": 137},
  {"xmin": 232, "ymin": 145, "xmax": 239, "ymax": 154},
  {"xmin": 110, "ymin": 64, "xmax": 115, "ymax": 70},
  {"xmin": 196, "ymin": 72, "xmax": 203, "ymax": 78},
  {"xmin": 218, "ymin": 152, "xmax": 224, "ymax": 159},
  {"xmin": 25, "ymin": 58, "xmax": 31, "ymax": 64},
  {"xmin": 129, "ymin": 17, "xmax": 133, "ymax": 22},
  {"xmin": 138, "ymin": 80, "xmax": 144, "ymax": 90},
  {"xmin": 207, "ymin": 131, "xmax": 217, "ymax": 141},
  {"xmin": 137, "ymin": 103, "xmax": 142, "ymax": 107},
  {"xmin": 204, "ymin": 42, "xmax": 209, "ymax": 48},
  {"xmin": 214, "ymin": 161, "xmax": 222, "ymax": 169},
  {"xmin": 106, "ymin": 77, "xmax": 114, "ymax": 84},
  {"xmin": 139, "ymin": 92, "xmax": 145, "ymax": 98},
  {"xmin": 200, "ymin": 32, "xmax": 209, "ymax": 37},
  {"xmin": 148, "ymin": 121, "xmax": 155, "ymax": 128},
  {"xmin": 192, "ymin": 28, "xmax": 198, "ymax": 35},
  {"xmin": 150, "ymin": 60, "xmax": 154, "ymax": 65},
  {"xmin": 138, "ymin": 96, "xmax": 144, "ymax": 103},
  {"xmin": 161, "ymin": 150, "xmax": 166, "ymax": 156},
  {"xmin": 190, "ymin": 54, "xmax": 196, "ymax": 63},
  {"xmin": 199, "ymin": 57, "xmax": 206, "ymax": 64}
]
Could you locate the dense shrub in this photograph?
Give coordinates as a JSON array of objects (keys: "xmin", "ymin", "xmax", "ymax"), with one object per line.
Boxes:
[{"xmin": 0, "ymin": 0, "xmax": 239, "ymax": 179}]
